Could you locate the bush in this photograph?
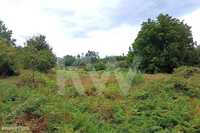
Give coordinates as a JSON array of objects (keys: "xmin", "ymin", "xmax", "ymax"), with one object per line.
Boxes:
[
  {"xmin": 172, "ymin": 80, "xmax": 200, "ymax": 98},
  {"xmin": 64, "ymin": 87, "xmax": 81, "ymax": 97},
  {"xmin": 22, "ymin": 35, "xmax": 56, "ymax": 73},
  {"xmin": 129, "ymin": 14, "xmax": 197, "ymax": 73},
  {"xmin": 118, "ymin": 61, "xmax": 129, "ymax": 68},
  {"xmin": 3, "ymin": 91, "xmax": 46, "ymax": 125},
  {"xmin": 173, "ymin": 66, "xmax": 200, "ymax": 78},
  {"xmin": 16, "ymin": 70, "xmax": 47, "ymax": 88},
  {"xmin": 0, "ymin": 40, "xmax": 18, "ymax": 76},
  {"xmin": 84, "ymin": 62, "xmax": 106, "ymax": 71},
  {"xmin": 46, "ymin": 112, "xmax": 73, "ymax": 133},
  {"xmin": 134, "ymin": 90, "xmax": 150, "ymax": 100},
  {"xmin": 127, "ymin": 70, "xmax": 144, "ymax": 86},
  {"xmin": 94, "ymin": 62, "xmax": 106, "ymax": 71}
]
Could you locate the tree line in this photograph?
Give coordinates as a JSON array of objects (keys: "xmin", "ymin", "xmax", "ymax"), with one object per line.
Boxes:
[
  {"xmin": 59, "ymin": 15, "xmax": 200, "ymax": 73},
  {"xmin": 0, "ymin": 13, "xmax": 200, "ymax": 77},
  {"xmin": 0, "ymin": 20, "xmax": 56, "ymax": 76},
  {"xmin": 58, "ymin": 51, "xmax": 127, "ymax": 71},
  {"xmin": 128, "ymin": 14, "xmax": 200, "ymax": 73}
]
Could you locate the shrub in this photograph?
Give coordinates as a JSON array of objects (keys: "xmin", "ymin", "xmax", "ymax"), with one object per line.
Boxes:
[
  {"xmin": 0, "ymin": 40, "xmax": 18, "ymax": 76},
  {"xmin": 64, "ymin": 87, "xmax": 81, "ymax": 97},
  {"xmin": 84, "ymin": 62, "xmax": 106, "ymax": 71},
  {"xmin": 134, "ymin": 90, "xmax": 150, "ymax": 100},
  {"xmin": 16, "ymin": 70, "xmax": 47, "ymax": 88},
  {"xmin": 22, "ymin": 35, "xmax": 56, "ymax": 73},
  {"xmin": 3, "ymin": 93, "xmax": 46, "ymax": 125},
  {"xmin": 172, "ymin": 81, "xmax": 200, "ymax": 98},
  {"xmin": 127, "ymin": 70, "xmax": 144, "ymax": 86},
  {"xmin": 46, "ymin": 112, "xmax": 73, "ymax": 133},
  {"xmin": 173, "ymin": 66, "xmax": 200, "ymax": 78},
  {"xmin": 94, "ymin": 62, "xmax": 106, "ymax": 71},
  {"xmin": 103, "ymin": 84, "xmax": 122, "ymax": 100},
  {"xmin": 112, "ymin": 106, "xmax": 125, "ymax": 124},
  {"xmin": 118, "ymin": 60, "xmax": 129, "ymax": 68}
]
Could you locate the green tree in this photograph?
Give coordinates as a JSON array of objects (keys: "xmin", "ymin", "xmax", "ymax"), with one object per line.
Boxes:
[
  {"xmin": 0, "ymin": 40, "xmax": 17, "ymax": 76},
  {"xmin": 195, "ymin": 45, "xmax": 200, "ymax": 66},
  {"xmin": 22, "ymin": 35, "xmax": 56, "ymax": 72},
  {"xmin": 0, "ymin": 20, "xmax": 15, "ymax": 44},
  {"xmin": 85, "ymin": 50, "xmax": 99, "ymax": 63},
  {"xmin": 25, "ymin": 35, "xmax": 50, "ymax": 50},
  {"xmin": 129, "ymin": 14, "xmax": 197, "ymax": 73},
  {"xmin": 63, "ymin": 55, "xmax": 76, "ymax": 67},
  {"xmin": 0, "ymin": 20, "xmax": 17, "ymax": 76}
]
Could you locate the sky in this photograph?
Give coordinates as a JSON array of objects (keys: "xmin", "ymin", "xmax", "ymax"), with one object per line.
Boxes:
[{"xmin": 0, "ymin": 0, "xmax": 200, "ymax": 57}]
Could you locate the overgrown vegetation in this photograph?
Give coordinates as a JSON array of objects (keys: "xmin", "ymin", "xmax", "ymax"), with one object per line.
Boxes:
[
  {"xmin": 128, "ymin": 14, "xmax": 200, "ymax": 73},
  {"xmin": 0, "ymin": 13, "xmax": 200, "ymax": 133},
  {"xmin": 0, "ymin": 21, "xmax": 56, "ymax": 78},
  {"xmin": 0, "ymin": 40, "xmax": 18, "ymax": 76},
  {"xmin": 0, "ymin": 67, "xmax": 200, "ymax": 132}
]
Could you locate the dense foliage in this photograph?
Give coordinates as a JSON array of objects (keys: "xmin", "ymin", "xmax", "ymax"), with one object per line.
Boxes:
[
  {"xmin": 0, "ymin": 20, "xmax": 56, "ymax": 76},
  {"xmin": 0, "ymin": 21, "xmax": 18, "ymax": 76},
  {"xmin": 0, "ymin": 67, "xmax": 200, "ymax": 132},
  {"xmin": 0, "ymin": 40, "xmax": 17, "ymax": 76},
  {"xmin": 195, "ymin": 45, "xmax": 200, "ymax": 66},
  {"xmin": 0, "ymin": 13, "xmax": 200, "ymax": 133},
  {"xmin": 63, "ymin": 55, "xmax": 76, "ymax": 67},
  {"xmin": 129, "ymin": 14, "xmax": 199, "ymax": 73},
  {"xmin": 21, "ymin": 35, "xmax": 56, "ymax": 73},
  {"xmin": 0, "ymin": 20, "xmax": 15, "ymax": 44},
  {"xmin": 59, "ymin": 53, "xmax": 128, "ymax": 71}
]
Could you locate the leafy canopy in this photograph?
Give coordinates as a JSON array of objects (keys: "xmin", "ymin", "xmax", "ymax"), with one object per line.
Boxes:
[
  {"xmin": 0, "ymin": 20, "xmax": 17, "ymax": 76},
  {"xmin": 0, "ymin": 40, "xmax": 17, "ymax": 76},
  {"xmin": 0, "ymin": 20, "xmax": 15, "ymax": 44},
  {"xmin": 63, "ymin": 55, "xmax": 76, "ymax": 67},
  {"xmin": 22, "ymin": 35, "xmax": 56, "ymax": 72},
  {"xmin": 129, "ymin": 14, "xmax": 197, "ymax": 73}
]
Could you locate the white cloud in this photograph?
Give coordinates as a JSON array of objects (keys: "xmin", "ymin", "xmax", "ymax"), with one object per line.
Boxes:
[
  {"xmin": 180, "ymin": 9, "xmax": 200, "ymax": 44},
  {"xmin": 0, "ymin": 0, "xmax": 125, "ymax": 57},
  {"xmin": 0, "ymin": 0, "xmax": 199, "ymax": 58},
  {"xmin": 53, "ymin": 24, "xmax": 139, "ymax": 57}
]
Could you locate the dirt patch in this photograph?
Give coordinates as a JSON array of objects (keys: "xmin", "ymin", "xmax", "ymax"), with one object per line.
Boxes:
[
  {"xmin": 15, "ymin": 112, "xmax": 47, "ymax": 133},
  {"xmin": 144, "ymin": 74, "xmax": 169, "ymax": 81}
]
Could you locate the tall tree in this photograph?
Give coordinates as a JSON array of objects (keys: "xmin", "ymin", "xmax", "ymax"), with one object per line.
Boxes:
[
  {"xmin": 84, "ymin": 50, "xmax": 99, "ymax": 64},
  {"xmin": 25, "ymin": 35, "xmax": 50, "ymax": 50},
  {"xmin": 0, "ymin": 20, "xmax": 15, "ymax": 44},
  {"xmin": 0, "ymin": 40, "xmax": 17, "ymax": 76},
  {"xmin": 0, "ymin": 20, "xmax": 17, "ymax": 76},
  {"xmin": 23, "ymin": 35, "xmax": 56, "ymax": 72},
  {"xmin": 129, "ymin": 14, "xmax": 197, "ymax": 73},
  {"xmin": 63, "ymin": 55, "xmax": 76, "ymax": 67}
]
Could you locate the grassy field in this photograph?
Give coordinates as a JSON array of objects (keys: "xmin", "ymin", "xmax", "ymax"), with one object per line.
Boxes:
[{"xmin": 0, "ymin": 67, "xmax": 200, "ymax": 133}]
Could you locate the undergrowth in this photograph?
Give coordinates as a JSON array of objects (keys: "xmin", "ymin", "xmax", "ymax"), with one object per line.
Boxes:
[{"xmin": 0, "ymin": 66, "xmax": 200, "ymax": 133}]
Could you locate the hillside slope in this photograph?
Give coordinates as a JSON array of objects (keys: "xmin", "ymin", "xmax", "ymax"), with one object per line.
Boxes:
[{"xmin": 0, "ymin": 67, "xmax": 200, "ymax": 133}]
